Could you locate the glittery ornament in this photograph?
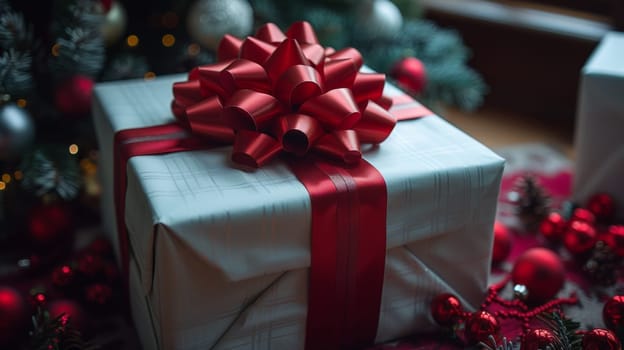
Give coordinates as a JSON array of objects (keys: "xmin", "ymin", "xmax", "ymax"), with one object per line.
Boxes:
[
  {"xmin": 0, "ymin": 103, "xmax": 35, "ymax": 160},
  {"xmin": 522, "ymin": 328, "xmax": 557, "ymax": 350},
  {"xmin": 582, "ymin": 328, "xmax": 621, "ymax": 350},
  {"xmin": 511, "ymin": 248, "xmax": 565, "ymax": 304},
  {"xmin": 186, "ymin": 0, "xmax": 253, "ymax": 50},
  {"xmin": 492, "ymin": 221, "xmax": 512, "ymax": 265},
  {"xmin": 430, "ymin": 293, "xmax": 463, "ymax": 327},
  {"xmin": 564, "ymin": 220, "xmax": 597, "ymax": 255},
  {"xmin": 539, "ymin": 212, "xmax": 567, "ymax": 242},
  {"xmin": 54, "ymin": 75, "xmax": 95, "ymax": 117},
  {"xmin": 465, "ymin": 311, "xmax": 500, "ymax": 345},
  {"xmin": 355, "ymin": 0, "xmax": 403, "ymax": 40},
  {"xmin": 390, "ymin": 57, "xmax": 427, "ymax": 94},
  {"xmin": 603, "ymin": 295, "xmax": 624, "ymax": 332},
  {"xmin": 586, "ymin": 193, "xmax": 616, "ymax": 223},
  {"xmin": 0, "ymin": 286, "xmax": 28, "ymax": 346}
]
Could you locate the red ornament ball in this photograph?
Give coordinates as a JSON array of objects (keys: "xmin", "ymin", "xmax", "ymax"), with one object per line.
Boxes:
[
  {"xmin": 603, "ymin": 295, "xmax": 624, "ymax": 332},
  {"xmin": 465, "ymin": 311, "xmax": 500, "ymax": 345},
  {"xmin": 390, "ymin": 57, "xmax": 427, "ymax": 94},
  {"xmin": 539, "ymin": 212, "xmax": 567, "ymax": 242},
  {"xmin": 564, "ymin": 220, "xmax": 597, "ymax": 255},
  {"xmin": 582, "ymin": 328, "xmax": 621, "ymax": 350},
  {"xmin": 522, "ymin": 328, "xmax": 557, "ymax": 350},
  {"xmin": 430, "ymin": 293, "xmax": 463, "ymax": 327},
  {"xmin": 54, "ymin": 75, "xmax": 94, "ymax": 117},
  {"xmin": 604, "ymin": 225, "xmax": 624, "ymax": 257},
  {"xmin": 28, "ymin": 203, "xmax": 73, "ymax": 247},
  {"xmin": 511, "ymin": 247, "xmax": 565, "ymax": 304},
  {"xmin": 0, "ymin": 286, "xmax": 28, "ymax": 346},
  {"xmin": 52, "ymin": 265, "xmax": 75, "ymax": 288},
  {"xmin": 77, "ymin": 253, "xmax": 105, "ymax": 279},
  {"xmin": 571, "ymin": 207, "xmax": 596, "ymax": 225},
  {"xmin": 492, "ymin": 221, "xmax": 512, "ymax": 265},
  {"xmin": 587, "ymin": 193, "xmax": 616, "ymax": 222},
  {"xmin": 47, "ymin": 299, "xmax": 88, "ymax": 332}
]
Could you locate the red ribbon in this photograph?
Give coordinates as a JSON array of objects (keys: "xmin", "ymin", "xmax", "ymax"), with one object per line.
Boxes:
[
  {"xmin": 172, "ymin": 21, "xmax": 397, "ymax": 168},
  {"xmin": 113, "ymin": 21, "xmax": 433, "ymax": 350}
]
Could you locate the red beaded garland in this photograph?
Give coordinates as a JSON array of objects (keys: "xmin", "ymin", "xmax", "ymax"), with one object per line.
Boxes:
[
  {"xmin": 430, "ymin": 293, "xmax": 463, "ymax": 327},
  {"xmin": 582, "ymin": 328, "xmax": 621, "ymax": 350},
  {"xmin": 603, "ymin": 295, "xmax": 624, "ymax": 332},
  {"xmin": 539, "ymin": 212, "xmax": 567, "ymax": 242},
  {"xmin": 564, "ymin": 220, "xmax": 597, "ymax": 255},
  {"xmin": 511, "ymin": 248, "xmax": 565, "ymax": 304}
]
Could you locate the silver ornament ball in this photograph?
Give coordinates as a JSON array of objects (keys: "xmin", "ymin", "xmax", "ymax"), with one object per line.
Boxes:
[
  {"xmin": 356, "ymin": 0, "xmax": 403, "ymax": 40},
  {"xmin": 187, "ymin": 0, "xmax": 253, "ymax": 50},
  {"xmin": 0, "ymin": 104, "xmax": 35, "ymax": 160},
  {"xmin": 100, "ymin": 0, "xmax": 127, "ymax": 47}
]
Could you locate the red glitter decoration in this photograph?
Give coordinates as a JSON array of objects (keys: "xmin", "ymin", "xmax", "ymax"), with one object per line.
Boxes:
[
  {"xmin": 511, "ymin": 248, "xmax": 565, "ymax": 304},
  {"xmin": 492, "ymin": 221, "xmax": 512, "ymax": 265},
  {"xmin": 465, "ymin": 311, "xmax": 500, "ymax": 345},
  {"xmin": 564, "ymin": 220, "xmax": 597, "ymax": 255},
  {"xmin": 538, "ymin": 212, "xmax": 567, "ymax": 242},
  {"xmin": 430, "ymin": 293, "xmax": 463, "ymax": 327},
  {"xmin": 582, "ymin": 328, "xmax": 621, "ymax": 350},
  {"xmin": 586, "ymin": 193, "xmax": 616, "ymax": 223},
  {"xmin": 603, "ymin": 295, "xmax": 624, "ymax": 332}
]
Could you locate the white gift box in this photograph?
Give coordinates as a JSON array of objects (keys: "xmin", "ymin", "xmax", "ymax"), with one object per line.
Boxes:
[
  {"xmin": 574, "ymin": 32, "xmax": 624, "ymax": 220},
  {"xmin": 93, "ymin": 74, "xmax": 504, "ymax": 350}
]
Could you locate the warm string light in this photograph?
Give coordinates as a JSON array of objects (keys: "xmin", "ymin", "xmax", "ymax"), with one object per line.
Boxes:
[
  {"xmin": 126, "ymin": 34, "xmax": 139, "ymax": 47},
  {"xmin": 68, "ymin": 144, "xmax": 79, "ymax": 155},
  {"xmin": 0, "ymin": 182, "xmax": 5, "ymax": 191},
  {"xmin": 51, "ymin": 43, "xmax": 60, "ymax": 56},
  {"xmin": 16, "ymin": 99, "xmax": 27, "ymax": 107},
  {"xmin": 144, "ymin": 72, "xmax": 156, "ymax": 80},
  {"xmin": 162, "ymin": 34, "xmax": 175, "ymax": 47}
]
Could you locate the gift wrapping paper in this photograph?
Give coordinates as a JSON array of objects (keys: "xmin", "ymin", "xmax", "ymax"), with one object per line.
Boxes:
[
  {"xmin": 93, "ymin": 74, "xmax": 504, "ymax": 350},
  {"xmin": 574, "ymin": 32, "xmax": 624, "ymax": 221}
]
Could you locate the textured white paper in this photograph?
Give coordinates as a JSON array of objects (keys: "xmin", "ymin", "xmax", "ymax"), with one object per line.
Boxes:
[
  {"xmin": 574, "ymin": 32, "xmax": 624, "ymax": 221},
  {"xmin": 94, "ymin": 75, "xmax": 504, "ymax": 350}
]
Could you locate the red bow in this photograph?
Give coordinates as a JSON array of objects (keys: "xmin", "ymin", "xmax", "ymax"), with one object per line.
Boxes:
[{"xmin": 172, "ymin": 21, "xmax": 396, "ymax": 168}]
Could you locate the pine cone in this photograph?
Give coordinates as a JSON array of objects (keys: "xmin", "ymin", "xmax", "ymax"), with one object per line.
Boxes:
[
  {"xmin": 583, "ymin": 241, "xmax": 621, "ymax": 286},
  {"xmin": 511, "ymin": 174, "xmax": 552, "ymax": 232}
]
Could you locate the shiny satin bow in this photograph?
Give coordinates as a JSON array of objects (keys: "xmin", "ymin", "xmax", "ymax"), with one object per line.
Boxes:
[{"xmin": 172, "ymin": 21, "xmax": 396, "ymax": 168}]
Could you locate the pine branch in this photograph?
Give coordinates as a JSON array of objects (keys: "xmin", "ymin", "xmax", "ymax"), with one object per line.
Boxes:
[
  {"xmin": 49, "ymin": 27, "xmax": 105, "ymax": 78},
  {"xmin": 0, "ymin": 48, "xmax": 33, "ymax": 95},
  {"xmin": 0, "ymin": 10, "xmax": 33, "ymax": 50},
  {"xmin": 30, "ymin": 308, "xmax": 98, "ymax": 350},
  {"xmin": 536, "ymin": 312, "xmax": 583, "ymax": 350},
  {"xmin": 20, "ymin": 146, "xmax": 82, "ymax": 200}
]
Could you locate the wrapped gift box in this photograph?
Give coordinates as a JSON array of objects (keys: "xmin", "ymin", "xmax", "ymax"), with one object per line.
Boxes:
[
  {"xmin": 574, "ymin": 32, "xmax": 624, "ymax": 220},
  {"xmin": 93, "ymin": 73, "xmax": 504, "ymax": 349}
]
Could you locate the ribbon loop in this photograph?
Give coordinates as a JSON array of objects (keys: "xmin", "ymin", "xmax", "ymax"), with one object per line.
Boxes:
[
  {"xmin": 275, "ymin": 64, "xmax": 324, "ymax": 107},
  {"xmin": 275, "ymin": 114, "xmax": 324, "ymax": 156},
  {"xmin": 264, "ymin": 38, "xmax": 310, "ymax": 83},
  {"xmin": 217, "ymin": 34, "xmax": 243, "ymax": 61},
  {"xmin": 323, "ymin": 58, "xmax": 358, "ymax": 91},
  {"xmin": 232, "ymin": 130, "xmax": 282, "ymax": 168},
  {"xmin": 255, "ymin": 22, "xmax": 287, "ymax": 43},
  {"xmin": 240, "ymin": 36, "xmax": 277, "ymax": 65},
  {"xmin": 352, "ymin": 73, "xmax": 386, "ymax": 104},
  {"xmin": 222, "ymin": 89, "xmax": 283, "ymax": 131},
  {"xmin": 299, "ymin": 88, "xmax": 361, "ymax": 129},
  {"xmin": 354, "ymin": 101, "xmax": 396, "ymax": 143},
  {"xmin": 220, "ymin": 59, "xmax": 271, "ymax": 94},
  {"xmin": 314, "ymin": 130, "xmax": 362, "ymax": 165},
  {"xmin": 286, "ymin": 21, "xmax": 320, "ymax": 45}
]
